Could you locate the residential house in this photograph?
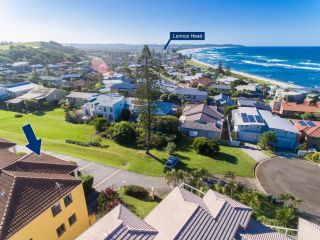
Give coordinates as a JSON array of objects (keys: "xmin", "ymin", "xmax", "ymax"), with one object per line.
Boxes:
[
  {"xmin": 297, "ymin": 218, "xmax": 320, "ymax": 240},
  {"xmin": 216, "ymin": 76, "xmax": 238, "ymax": 84},
  {"xmin": 232, "ymin": 107, "xmax": 299, "ymax": 149},
  {"xmin": 238, "ymin": 97, "xmax": 271, "ymax": 110},
  {"xmin": 3, "ymin": 82, "xmax": 39, "ymax": 98},
  {"xmin": 232, "ymin": 107, "xmax": 266, "ymax": 143},
  {"xmin": 236, "ymin": 84, "xmax": 262, "ymax": 98},
  {"xmin": 270, "ymin": 101, "xmax": 319, "ymax": 118},
  {"xmin": 212, "ymin": 93, "xmax": 234, "ymax": 107},
  {"xmin": 179, "ymin": 104, "xmax": 223, "ymax": 139},
  {"xmin": 259, "ymin": 110, "xmax": 300, "ymax": 150},
  {"xmin": 175, "ymin": 87, "xmax": 208, "ymax": 103},
  {"xmin": 292, "ymin": 120, "xmax": 320, "ymax": 150},
  {"xmin": 6, "ymin": 87, "xmax": 66, "ymax": 109},
  {"xmin": 11, "ymin": 61, "xmax": 30, "ymax": 73},
  {"xmin": 0, "ymin": 88, "xmax": 10, "ymax": 101},
  {"xmin": 77, "ymin": 184, "xmax": 295, "ymax": 240},
  {"xmin": 66, "ymin": 92, "xmax": 99, "ymax": 108},
  {"xmin": 190, "ymin": 76, "xmax": 214, "ymax": 88},
  {"xmin": 82, "ymin": 94, "xmax": 125, "ymax": 121},
  {"xmin": 0, "ymin": 138, "xmax": 16, "ymax": 152},
  {"xmin": 0, "ymin": 148, "xmax": 91, "ymax": 240},
  {"xmin": 275, "ymin": 89, "xmax": 308, "ymax": 103},
  {"xmin": 40, "ymin": 76, "xmax": 64, "ymax": 87},
  {"xmin": 304, "ymin": 93, "xmax": 320, "ymax": 106},
  {"xmin": 210, "ymin": 83, "xmax": 232, "ymax": 93}
]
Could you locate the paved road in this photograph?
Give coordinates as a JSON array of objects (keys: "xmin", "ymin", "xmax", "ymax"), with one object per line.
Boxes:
[
  {"xmin": 15, "ymin": 146, "xmax": 171, "ymax": 195},
  {"xmin": 256, "ymin": 157, "xmax": 320, "ymax": 224},
  {"xmin": 15, "ymin": 145, "xmax": 258, "ymax": 194}
]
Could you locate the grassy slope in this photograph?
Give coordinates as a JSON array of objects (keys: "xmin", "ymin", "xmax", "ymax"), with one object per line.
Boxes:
[
  {"xmin": 0, "ymin": 42, "xmax": 42, "ymax": 50},
  {"xmin": 0, "ymin": 108, "xmax": 255, "ymax": 177}
]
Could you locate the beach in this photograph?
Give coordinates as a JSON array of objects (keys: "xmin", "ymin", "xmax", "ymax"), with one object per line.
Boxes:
[{"xmin": 189, "ymin": 57, "xmax": 301, "ymax": 89}]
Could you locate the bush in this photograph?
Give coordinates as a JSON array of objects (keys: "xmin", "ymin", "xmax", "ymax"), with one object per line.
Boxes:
[
  {"xmin": 166, "ymin": 142, "xmax": 176, "ymax": 155},
  {"xmin": 119, "ymin": 108, "xmax": 132, "ymax": 121},
  {"xmin": 192, "ymin": 137, "xmax": 220, "ymax": 156},
  {"xmin": 80, "ymin": 174, "xmax": 94, "ymax": 194},
  {"xmin": 14, "ymin": 114, "xmax": 23, "ymax": 118},
  {"xmin": 124, "ymin": 185, "xmax": 149, "ymax": 200},
  {"xmin": 93, "ymin": 117, "xmax": 108, "ymax": 132},
  {"xmin": 310, "ymin": 152, "xmax": 320, "ymax": 163},
  {"xmin": 98, "ymin": 186, "xmax": 120, "ymax": 213},
  {"xmin": 151, "ymin": 134, "xmax": 167, "ymax": 149},
  {"xmin": 258, "ymin": 131, "xmax": 277, "ymax": 151},
  {"xmin": 109, "ymin": 121, "xmax": 136, "ymax": 145},
  {"xmin": 154, "ymin": 116, "xmax": 179, "ymax": 134},
  {"xmin": 65, "ymin": 139, "xmax": 109, "ymax": 148}
]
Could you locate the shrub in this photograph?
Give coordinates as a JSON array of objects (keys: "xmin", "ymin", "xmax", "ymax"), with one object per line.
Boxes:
[
  {"xmin": 151, "ymin": 134, "xmax": 167, "ymax": 149},
  {"xmin": 310, "ymin": 152, "xmax": 320, "ymax": 163},
  {"xmin": 80, "ymin": 174, "xmax": 94, "ymax": 194},
  {"xmin": 124, "ymin": 185, "xmax": 149, "ymax": 200},
  {"xmin": 165, "ymin": 142, "xmax": 176, "ymax": 155},
  {"xmin": 192, "ymin": 137, "xmax": 220, "ymax": 156},
  {"xmin": 119, "ymin": 108, "xmax": 132, "ymax": 121},
  {"xmin": 98, "ymin": 186, "xmax": 120, "ymax": 213},
  {"xmin": 154, "ymin": 116, "xmax": 179, "ymax": 134},
  {"xmin": 258, "ymin": 131, "xmax": 277, "ymax": 151},
  {"xmin": 93, "ymin": 117, "xmax": 108, "ymax": 132},
  {"xmin": 109, "ymin": 121, "xmax": 136, "ymax": 145},
  {"xmin": 14, "ymin": 114, "xmax": 23, "ymax": 118},
  {"xmin": 65, "ymin": 139, "xmax": 109, "ymax": 148}
]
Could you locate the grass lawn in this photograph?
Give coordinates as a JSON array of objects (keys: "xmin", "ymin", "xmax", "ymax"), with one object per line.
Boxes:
[
  {"xmin": 119, "ymin": 188, "xmax": 161, "ymax": 218},
  {"xmin": 0, "ymin": 108, "xmax": 256, "ymax": 177}
]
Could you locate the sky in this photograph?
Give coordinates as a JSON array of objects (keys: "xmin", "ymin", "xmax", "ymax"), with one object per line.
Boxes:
[{"xmin": 0, "ymin": 0, "xmax": 319, "ymax": 46}]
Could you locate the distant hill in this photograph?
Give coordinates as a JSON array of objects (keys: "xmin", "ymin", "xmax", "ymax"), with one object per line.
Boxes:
[
  {"xmin": 0, "ymin": 41, "xmax": 87, "ymax": 64},
  {"xmin": 65, "ymin": 43, "xmax": 244, "ymax": 52}
]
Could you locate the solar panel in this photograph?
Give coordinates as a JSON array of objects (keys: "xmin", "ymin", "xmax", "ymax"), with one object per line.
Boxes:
[
  {"xmin": 299, "ymin": 120, "xmax": 307, "ymax": 126},
  {"xmin": 307, "ymin": 121, "xmax": 316, "ymax": 127},
  {"xmin": 255, "ymin": 115, "xmax": 264, "ymax": 123},
  {"xmin": 248, "ymin": 115, "xmax": 256, "ymax": 122},
  {"xmin": 241, "ymin": 113, "xmax": 249, "ymax": 123}
]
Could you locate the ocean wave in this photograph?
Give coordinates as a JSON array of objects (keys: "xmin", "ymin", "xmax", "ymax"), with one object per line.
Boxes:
[
  {"xmin": 267, "ymin": 59, "xmax": 287, "ymax": 63},
  {"xmin": 299, "ymin": 62, "xmax": 320, "ymax": 67},
  {"xmin": 241, "ymin": 60, "xmax": 320, "ymax": 71}
]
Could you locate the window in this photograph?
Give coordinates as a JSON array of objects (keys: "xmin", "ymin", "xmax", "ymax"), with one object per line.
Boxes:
[
  {"xmin": 68, "ymin": 213, "xmax": 77, "ymax": 226},
  {"xmin": 51, "ymin": 202, "xmax": 62, "ymax": 217},
  {"xmin": 56, "ymin": 224, "xmax": 66, "ymax": 237},
  {"xmin": 64, "ymin": 194, "xmax": 73, "ymax": 207},
  {"xmin": 110, "ymin": 107, "xmax": 113, "ymax": 112}
]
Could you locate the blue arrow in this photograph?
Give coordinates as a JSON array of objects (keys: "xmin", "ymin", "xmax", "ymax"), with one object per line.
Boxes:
[{"xmin": 22, "ymin": 124, "xmax": 42, "ymax": 155}]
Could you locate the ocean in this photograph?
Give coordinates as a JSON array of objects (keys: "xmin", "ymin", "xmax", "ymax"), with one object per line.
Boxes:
[{"xmin": 186, "ymin": 46, "xmax": 320, "ymax": 88}]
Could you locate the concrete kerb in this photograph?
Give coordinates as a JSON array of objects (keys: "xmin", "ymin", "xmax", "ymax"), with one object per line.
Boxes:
[{"xmin": 254, "ymin": 157, "xmax": 276, "ymax": 194}]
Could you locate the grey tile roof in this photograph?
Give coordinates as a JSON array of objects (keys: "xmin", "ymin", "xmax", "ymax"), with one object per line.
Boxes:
[{"xmin": 236, "ymin": 219, "xmax": 294, "ymax": 240}]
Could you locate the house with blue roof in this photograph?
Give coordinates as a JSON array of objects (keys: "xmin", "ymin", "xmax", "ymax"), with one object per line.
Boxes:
[{"xmin": 212, "ymin": 93, "xmax": 234, "ymax": 106}]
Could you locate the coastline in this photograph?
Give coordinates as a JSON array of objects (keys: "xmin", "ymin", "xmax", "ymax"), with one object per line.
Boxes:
[
  {"xmin": 190, "ymin": 58, "xmax": 301, "ymax": 89},
  {"xmin": 179, "ymin": 48, "xmax": 302, "ymax": 89}
]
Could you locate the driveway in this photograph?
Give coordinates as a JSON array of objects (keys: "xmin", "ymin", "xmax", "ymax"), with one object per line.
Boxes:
[
  {"xmin": 256, "ymin": 157, "xmax": 320, "ymax": 224},
  {"xmin": 241, "ymin": 143, "xmax": 270, "ymax": 162},
  {"xmin": 14, "ymin": 146, "xmax": 171, "ymax": 195}
]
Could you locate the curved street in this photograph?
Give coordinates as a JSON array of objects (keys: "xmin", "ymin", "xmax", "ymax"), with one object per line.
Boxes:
[{"xmin": 256, "ymin": 157, "xmax": 320, "ymax": 224}]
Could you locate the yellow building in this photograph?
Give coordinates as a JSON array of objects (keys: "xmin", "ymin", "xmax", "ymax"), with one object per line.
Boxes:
[{"xmin": 0, "ymin": 150, "xmax": 93, "ymax": 240}]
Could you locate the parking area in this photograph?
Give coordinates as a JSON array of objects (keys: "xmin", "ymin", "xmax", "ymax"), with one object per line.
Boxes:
[{"xmin": 256, "ymin": 157, "xmax": 320, "ymax": 224}]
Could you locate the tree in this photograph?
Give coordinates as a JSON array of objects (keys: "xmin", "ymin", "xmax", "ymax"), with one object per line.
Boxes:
[
  {"xmin": 93, "ymin": 117, "xmax": 108, "ymax": 132},
  {"xmin": 258, "ymin": 131, "xmax": 277, "ymax": 151},
  {"xmin": 215, "ymin": 60, "xmax": 225, "ymax": 75},
  {"xmin": 231, "ymin": 79, "xmax": 248, "ymax": 89},
  {"xmin": 109, "ymin": 121, "xmax": 136, "ymax": 145},
  {"xmin": 135, "ymin": 45, "xmax": 161, "ymax": 154},
  {"xmin": 80, "ymin": 174, "xmax": 94, "ymax": 195},
  {"xmin": 119, "ymin": 108, "xmax": 132, "ymax": 121},
  {"xmin": 165, "ymin": 142, "xmax": 176, "ymax": 155},
  {"xmin": 154, "ymin": 115, "xmax": 179, "ymax": 134},
  {"xmin": 275, "ymin": 205, "xmax": 295, "ymax": 227},
  {"xmin": 192, "ymin": 137, "xmax": 220, "ymax": 156},
  {"xmin": 301, "ymin": 112, "xmax": 312, "ymax": 120}
]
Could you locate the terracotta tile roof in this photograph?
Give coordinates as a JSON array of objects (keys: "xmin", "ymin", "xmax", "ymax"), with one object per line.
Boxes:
[
  {"xmin": 0, "ymin": 139, "xmax": 16, "ymax": 150},
  {"xmin": 192, "ymin": 77, "xmax": 214, "ymax": 87},
  {"xmin": 0, "ymin": 150, "xmax": 20, "ymax": 169},
  {"xmin": 292, "ymin": 120, "xmax": 320, "ymax": 138},
  {"xmin": 281, "ymin": 102, "xmax": 318, "ymax": 113},
  {"xmin": 0, "ymin": 150, "xmax": 81, "ymax": 240}
]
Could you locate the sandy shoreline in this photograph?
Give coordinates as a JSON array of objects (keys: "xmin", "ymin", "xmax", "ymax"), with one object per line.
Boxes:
[
  {"xmin": 179, "ymin": 48, "xmax": 301, "ymax": 89},
  {"xmin": 190, "ymin": 58, "xmax": 301, "ymax": 89}
]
